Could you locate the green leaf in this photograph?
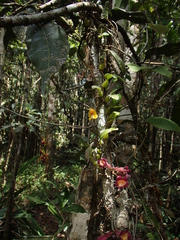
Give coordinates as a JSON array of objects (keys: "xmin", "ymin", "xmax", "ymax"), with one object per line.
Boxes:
[
  {"xmin": 128, "ymin": 63, "xmax": 151, "ymax": 72},
  {"xmin": 111, "ymin": 8, "xmax": 148, "ymax": 24},
  {"xmin": 167, "ymin": 28, "xmax": 179, "ymax": 43},
  {"xmin": 109, "ymin": 93, "xmax": 122, "ymax": 101},
  {"xmin": 62, "ymin": 204, "xmax": 86, "ymax": 213},
  {"xmin": 113, "ymin": 0, "xmax": 122, "ymax": 8},
  {"xmin": 152, "ymin": 78, "xmax": 177, "ymax": 103},
  {"xmin": 148, "ymin": 23, "xmax": 169, "ymax": 35},
  {"xmin": 105, "ymin": 73, "xmax": 117, "ymax": 80},
  {"xmin": 146, "ymin": 232, "xmax": 155, "ymax": 240},
  {"xmin": 25, "ymin": 22, "xmax": 69, "ymax": 95},
  {"xmin": 108, "ymin": 50, "xmax": 126, "ymax": 75},
  {"xmin": 100, "ymin": 128, "xmax": 118, "ymax": 139},
  {"xmin": 91, "ymin": 85, "xmax": 103, "ymax": 97},
  {"xmin": 46, "ymin": 203, "xmax": 63, "ymax": 222},
  {"xmin": 101, "ymin": 79, "xmax": 109, "ymax": 88},
  {"xmin": 145, "ymin": 42, "xmax": 180, "ymax": 59},
  {"xmin": 152, "ymin": 66, "xmax": 172, "ymax": 78},
  {"xmin": 146, "ymin": 117, "xmax": 180, "ymax": 132},
  {"xmin": 108, "ymin": 111, "xmax": 120, "ymax": 121}
]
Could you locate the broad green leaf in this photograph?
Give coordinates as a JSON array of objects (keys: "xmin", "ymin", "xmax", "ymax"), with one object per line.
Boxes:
[
  {"xmin": 146, "ymin": 117, "xmax": 180, "ymax": 132},
  {"xmin": 105, "ymin": 93, "xmax": 122, "ymax": 104},
  {"xmin": 128, "ymin": 63, "xmax": 151, "ymax": 72},
  {"xmin": 113, "ymin": 0, "xmax": 122, "ymax": 8},
  {"xmin": 62, "ymin": 204, "xmax": 86, "ymax": 213},
  {"xmin": 111, "ymin": 8, "xmax": 148, "ymax": 23},
  {"xmin": 108, "ymin": 50, "xmax": 126, "ymax": 75},
  {"xmin": 108, "ymin": 111, "xmax": 120, "ymax": 121},
  {"xmin": 145, "ymin": 42, "xmax": 180, "ymax": 59},
  {"xmin": 109, "ymin": 93, "xmax": 121, "ymax": 101},
  {"xmin": 100, "ymin": 128, "xmax": 118, "ymax": 139},
  {"xmin": 152, "ymin": 66, "xmax": 172, "ymax": 78},
  {"xmin": 25, "ymin": 22, "xmax": 69, "ymax": 95},
  {"xmin": 104, "ymin": 73, "xmax": 117, "ymax": 80},
  {"xmin": 152, "ymin": 78, "xmax": 177, "ymax": 103},
  {"xmin": 104, "ymin": 73, "xmax": 123, "ymax": 82},
  {"xmin": 148, "ymin": 23, "xmax": 169, "ymax": 35}
]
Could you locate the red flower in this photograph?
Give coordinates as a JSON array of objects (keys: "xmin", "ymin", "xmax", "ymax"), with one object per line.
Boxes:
[
  {"xmin": 118, "ymin": 230, "xmax": 131, "ymax": 240},
  {"xmin": 97, "ymin": 230, "xmax": 131, "ymax": 240},
  {"xmin": 97, "ymin": 231, "xmax": 112, "ymax": 240},
  {"xmin": 98, "ymin": 158, "xmax": 111, "ymax": 169},
  {"xmin": 115, "ymin": 176, "xmax": 129, "ymax": 189},
  {"xmin": 113, "ymin": 166, "xmax": 130, "ymax": 175}
]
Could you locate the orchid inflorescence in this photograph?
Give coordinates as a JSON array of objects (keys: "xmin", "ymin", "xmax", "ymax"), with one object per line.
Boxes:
[
  {"xmin": 97, "ymin": 229, "xmax": 131, "ymax": 240},
  {"xmin": 97, "ymin": 158, "xmax": 130, "ymax": 189}
]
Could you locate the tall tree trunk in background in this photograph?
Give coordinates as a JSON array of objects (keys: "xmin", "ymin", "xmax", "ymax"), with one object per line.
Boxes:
[
  {"xmin": 0, "ymin": 28, "xmax": 5, "ymax": 96},
  {"xmin": 46, "ymin": 80, "xmax": 55, "ymax": 177},
  {"xmin": 0, "ymin": 28, "xmax": 5, "ymax": 187},
  {"xmin": 3, "ymin": 133, "xmax": 23, "ymax": 240}
]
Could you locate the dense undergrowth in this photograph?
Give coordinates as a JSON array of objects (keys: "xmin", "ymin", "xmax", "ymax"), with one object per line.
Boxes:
[{"xmin": 0, "ymin": 157, "xmax": 82, "ymax": 239}]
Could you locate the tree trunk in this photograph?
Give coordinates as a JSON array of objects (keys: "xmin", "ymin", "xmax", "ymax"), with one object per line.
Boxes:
[{"xmin": 3, "ymin": 134, "xmax": 22, "ymax": 240}]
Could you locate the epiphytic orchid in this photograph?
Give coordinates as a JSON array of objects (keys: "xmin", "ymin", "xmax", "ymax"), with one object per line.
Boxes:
[
  {"xmin": 98, "ymin": 158, "xmax": 111, "ymax": 169},
  {"xmin": 115, "ymin": 176, "xmax": 129, "ymax": 189},
  {"xmin": 88, "ymin": 108, "xmax": 98, "ymax": 121}
]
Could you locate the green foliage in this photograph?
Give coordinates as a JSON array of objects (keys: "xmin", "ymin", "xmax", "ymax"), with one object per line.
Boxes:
[
  {"xmin": 146, "ymin": 117, "xmax": 180, "ymax": 132},
  {"xmin": 111, "ymin": 7, "xmax": 148, "ymax": 23},
  {"xmin": 145, "ymin": 42, "xmax": 180, "ymax": 59},
  {"xmin": 1, "ymin": 0, "xmax": 180, "ymax": 239},
  {"xmin": 0, "ymin": 181, "xmax": 45, "ymax": 237},
  {"xmin": 148, "ymin": 23, "xmax": 169, "ymax": 35},
  {"xmin": 25, "ymin": 22, "xmax": 69, "ymax": 94},
  {"xmin": 108, "ymin": 50, "xmax": 126, "ymax": 76},
  {"xmin": 100, "ymin": 128, "xmax": 118, "ymax": 139},
  {"xmin": 128, "ymin": 64, "xmax": 172, "ymax": 78}
]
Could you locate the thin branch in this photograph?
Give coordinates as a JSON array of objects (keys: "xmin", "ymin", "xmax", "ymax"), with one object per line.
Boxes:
[
  {"xmin": 39, "ymin": 0, "xmax": 62, "ymax": 10},
  {"xmin": 0, "ymin": 2, "xmax": 102, "ymax": 27},
  {"xmin": 0, "ymin": 106, "xmax": 90, "ymax": 129},
  {"xmin": 158, "ymin": 79, "xmax": 180, "ymax": 103},
  {"xmin": 10, "ymin": 0, "xmax": 37, "ymax": 15}
]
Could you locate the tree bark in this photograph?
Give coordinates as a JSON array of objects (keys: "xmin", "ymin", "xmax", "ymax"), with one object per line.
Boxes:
[
  {"xmin": 0, "ymin": 2, "xmax": 102, "ymax": 27},
  {"xmin": 3, "ymin": 135, "xmax": 22, "ymax": 240}
]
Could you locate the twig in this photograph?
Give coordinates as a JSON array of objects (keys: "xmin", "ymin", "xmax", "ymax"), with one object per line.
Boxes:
[{"xmin": 0, "ymin": 106, "xmax": 90, "ymax": 129}]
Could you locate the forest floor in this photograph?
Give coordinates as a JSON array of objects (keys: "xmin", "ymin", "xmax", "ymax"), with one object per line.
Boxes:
[{"xmin": 32, "ymin": 205, "xmax": 59, "ymax": 235}]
